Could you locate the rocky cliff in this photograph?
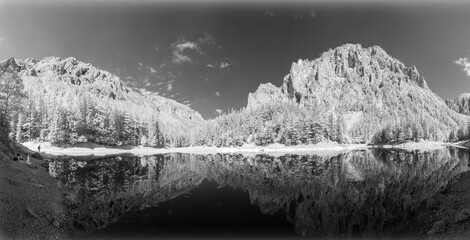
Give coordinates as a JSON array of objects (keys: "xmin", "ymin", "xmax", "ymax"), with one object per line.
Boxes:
[
  {"xmin": 2, "ymin": 44, "xmax": 468, "ymax": 147},
  {"xmin": 2, "ymin": 56, "xmax": 203, "ymax": 123},
  {"xmin": 246, "ymin": 44, "xmax": 469, "ymax": 143},
  {"xmin": 0, "ymin": 56, "xmax": 204, "ymax": 146},
  {"xmin": 446, "ymin": 93, "xmax": 470, "ymax": 116}
]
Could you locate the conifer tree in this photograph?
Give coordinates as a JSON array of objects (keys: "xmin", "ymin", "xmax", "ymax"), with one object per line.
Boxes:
[{"xmin": 0, "ymin": 70, "xmax": 25, "ymax": 131}]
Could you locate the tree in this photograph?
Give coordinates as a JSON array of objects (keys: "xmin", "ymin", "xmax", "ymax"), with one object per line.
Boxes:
[
  {"xmin": 15, "ymin": 113, "xmax": 23, "ymax": 142},
  {"xmin": 328, "ymin": 112, "xmax": 338, "ymax": 141},
  {"xmin": 385, "ymin": 125, "xmax": 394, "ymax": 142},
  {"xmin": 336, "ymin": 114, "xmax": 345, "ymax": 143},
  {"xmin": 405, "ymin": 125, "xmax": 413, "ymax": 140},
  {"xmin": 0, "ymin": 70, "xmax": 25, "ymax": 131},
  {"xmin": 449, "ymin": 130, "xmax": 457, "ymax": 142}
]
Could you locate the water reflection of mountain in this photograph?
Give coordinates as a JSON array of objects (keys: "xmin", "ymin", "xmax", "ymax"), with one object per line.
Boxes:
[{"xmin": 49, "ymin": 148, "xmax": 470, "ymax": 237}]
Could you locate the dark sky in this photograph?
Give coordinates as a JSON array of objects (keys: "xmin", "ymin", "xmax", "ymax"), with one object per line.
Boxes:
[{"xmin": 1, "ymin": 1, "xmax": 470, "ymax": 119}]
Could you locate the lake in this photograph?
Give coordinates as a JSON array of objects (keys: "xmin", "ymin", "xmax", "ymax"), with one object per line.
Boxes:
[{"xmin": 48, "ymin": 147, "xmax": 470, "ymax": 239}]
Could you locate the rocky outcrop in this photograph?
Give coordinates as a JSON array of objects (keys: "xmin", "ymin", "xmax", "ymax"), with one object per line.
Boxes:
[
  {"xmin": 1, "ymin": 56, "xmax": 204, "ymax": 123},
  {"xmin": 247, "ymin": 83, "xmax": 285, "ymax": 109},
  {"xmin": 0, "ymin": 57, "xmax": 24, "ymax": 73},
  {"xmin": 246, "ymin": 44, "xmax": 468, "ymax": 141},
  {"xmin": 248, "ymin": 44, "xmax": 433, "ymax": 108},
  {"xmin": 1, "ymin": 56, "xmax": 204, "ymax": 146},
  {"xmin": 145, "ymin": 93, "xmax": 204, "ymax": 122},
  {"xmin": 251, "ymin": 44, "xmax": 433, "ymax": 108},
  {"xmin": 446, "ymin": 93, "xmax": 470, "ymax": 116}
]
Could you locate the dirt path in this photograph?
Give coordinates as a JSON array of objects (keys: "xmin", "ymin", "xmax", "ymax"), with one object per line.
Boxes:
[{"xmin": 0, "ymin": 152, "xmax": 69, "ymax": 239}]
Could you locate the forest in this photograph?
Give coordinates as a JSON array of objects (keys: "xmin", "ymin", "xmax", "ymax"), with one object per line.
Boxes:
[
  {"xmin": 0, "ymin": 68, "xmax": 189, "ymax": 147},
  {"xmin": 1, "ymin": 58, "xmax": 470, "ymax": 149},
  {"xmin": 189, "ymin": 100, "xmax": 470, "ymax": 147}
]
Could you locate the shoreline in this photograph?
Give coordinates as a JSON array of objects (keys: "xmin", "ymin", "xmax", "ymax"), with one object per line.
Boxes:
[
  {"xmin": 408, "ymin": 171, "xmax": 470, "ymax": 239},
  {"xmin": 21, "ymin": 140, "xmax": 462, "ymax": 158},
  {"xmin": 0, "ymin": 140, "xmax": 68, "ymax": 240},
  {"xmin": 2, "ymin": 139, "xmax": 469, "ymax": 239}
]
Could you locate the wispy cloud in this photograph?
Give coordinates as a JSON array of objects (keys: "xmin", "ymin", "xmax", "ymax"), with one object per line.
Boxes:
[
  {"xmin": 264, "ymin": 10, "xmax": 316, "ymax": 19},
  {"xmin": 206, "ymin": 60, "xmax": 230, "ymax": 70},
  {"xmin": 172, "ymin": 47, "xmax": 194, "ymax": 64},
  {"xmin": 170, "ymin": 38, "xmax": 199, "ymax": 64},
  {"xmin": 264, "ymin": 10, "xmax": 275, "ymax": 17},
  {"xmin": 147, "ymin": 66, "xmax": 157, "ymax": 74},
  {"xmin": 175, "ymin": 41, "xmax": 201, "ymax": 52},
  {"xmin": 170, "ymin": 32, "xmax": 217, "ymax": 65},
  {"xmin": 154, "ymin": 46, "xmax": 160, "ymax": 51},
  {"xmin": 183, "ymin": 100, "xmax": 191, "ymax": 106},
  {"xmin": 455, "ymin": 57, "xmax": 470, "ymax": 76},
  {"xmin": 159, "ymin": 62, "xmax": 168, "ymax": 68},
  {"xmin": 170, "ymin": 38, "xmax": 202, "ymax": 64},
  {"xmin": 137, "ymin": 62, "xmax": 158, "ymax": 74},
  {"xmin": 215, "ymin": 109, "xmax": 224, "ymax": 115},
  {"xmin": 0, "ymin": 37, "xmax": 7, "ymax": 48},
  {"xmin": 198, "ymin": 32, "xmax": 216, "ymax": 47},
  {"xmin": 219, "ymin": 61, "xmax": 230, "ymax": 69},
  {"xmin": 294, "ymin": 11, "xmax": 316, "ymax": 19}
]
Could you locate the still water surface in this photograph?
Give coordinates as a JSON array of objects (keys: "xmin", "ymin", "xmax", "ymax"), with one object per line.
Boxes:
[{"xmin": 48, "ymin": 147, "xmax": 470, "ymax": 239}]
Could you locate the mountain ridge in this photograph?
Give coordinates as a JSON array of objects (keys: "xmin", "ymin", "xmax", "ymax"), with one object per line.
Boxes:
[
  {"xmin": 446, "ymin": 94, "xmax": 470, "ymax": 116},
  {"xmin": 194, "ymin": 43, "xmax": 469, "ymax": 146},
  {"xmin": 0, "ymin": 56, "xmax": 203, "ymax": 147},
  {"xmin": 1, "ymin": 56, "xmax": 203, "ymax": 121},
  {"xmin": 1, "ymin": 43, "xmax": 469, "ymax": 147}
]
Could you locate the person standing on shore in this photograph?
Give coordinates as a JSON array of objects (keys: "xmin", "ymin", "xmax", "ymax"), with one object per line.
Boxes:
[
  {"xmin": 26, "ymin": 154, "xmax": 31, "ymax": 165},
  {"xmin": 37, "ymin": 145, "xmax": 41, "ymax": 152}
]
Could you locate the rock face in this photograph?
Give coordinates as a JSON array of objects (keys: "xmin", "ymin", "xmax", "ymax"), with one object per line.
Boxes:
[
  {"xmin": 0, "ymin": 56, "xmax": 204, "ymax": 128},
  {"xmin": 0, "ymin": 56, "xmax": 206, "ymax": 147},
  {"xmin": 145, "ymin": 93, "xmax": 204, "ymax": 122},
  {"xmin": 446, "ymin": 93, "xmax": 470, "ymax": 116},
  {"xmin": 1, "ymin": 56, "xmax": 203, "ymax": 122},
  {"xmin": 247, "ymin": 83, "xmax": 285, "ymax": 109},
  {"xmin": 249, "ymin": 44, "xmax": 432, "ymax": 108},
  {"xmin": 247, "ymin": 44, "xmax": 468, "ymax": 141},
  {"xmin": 279, "ymin": 44, "xmax": 429, "ymax": 107}
]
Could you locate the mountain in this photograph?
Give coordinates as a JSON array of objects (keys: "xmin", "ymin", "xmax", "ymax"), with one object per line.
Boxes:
[
  {"xmin": 191, "ymin": 44, "xmax": 469, "ymax": 146},
  {"xmin": 446, "ymin": 93, "xmax": 470, "ymax": 116},
  {"xmin": 1, "ymin": 43, "xmax": 468, "ymax": 148},
  {"xmin": 0, "ymin": 56, "xmax": 204, "ymax": 147},
  {"xmin": 259, "ymin": 44, "xmax": 468, "ymax": 141}
]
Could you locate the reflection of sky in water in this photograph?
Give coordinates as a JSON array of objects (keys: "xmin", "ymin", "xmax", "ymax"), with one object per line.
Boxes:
[{"xmin": 49, "ymin": 148, "xmax": 470, "ymax": 238}]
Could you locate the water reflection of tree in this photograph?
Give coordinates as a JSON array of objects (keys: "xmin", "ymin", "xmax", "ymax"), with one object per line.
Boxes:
[
  {"xmin": 49, "ymin": 148, "xmax": 469, "ymax": 237},
  {"xmin": 50, "ymin": 154, "xmax": 205, "ymax": 234},
  {"xmin": 198, "ymin": 149, "xmax": 469, "ymax": 237}
]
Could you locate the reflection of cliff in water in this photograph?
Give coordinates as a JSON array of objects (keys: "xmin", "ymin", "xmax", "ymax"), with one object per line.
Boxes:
[
  {"xmin": 204, "ymin": 148, "xmax": 470, "ymax": 237},
  {"xmin": 49, "ymin": 148, "xmax": 470, "ymax": 237},
  {"xmin": 49, "ymin": 153, "xmax": 207, "ymax": 234}
]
